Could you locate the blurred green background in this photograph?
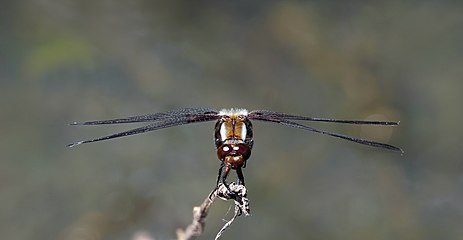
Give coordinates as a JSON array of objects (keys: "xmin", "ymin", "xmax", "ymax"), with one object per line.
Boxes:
[{"xmin": 1, "ymin": 1, "xmax": 462, "ymax": 239}]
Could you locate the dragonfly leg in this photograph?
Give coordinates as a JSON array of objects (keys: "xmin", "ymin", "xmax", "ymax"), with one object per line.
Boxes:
[
  {"xmin": 216, "ymin": 161, "xmax": 224, "ymax": 187},
  {"xmin": 221, "ymin": 165, "xmax": 232, "ymax": 193},
  {"xmin": 236, "ymin": 167, "xmax": 245, "ymax": 186}
]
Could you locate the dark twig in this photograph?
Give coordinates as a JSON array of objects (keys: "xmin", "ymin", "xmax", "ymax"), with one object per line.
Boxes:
[{"xmin": 176, "ymin": 183, "xmax": 250, "ymax": 240}]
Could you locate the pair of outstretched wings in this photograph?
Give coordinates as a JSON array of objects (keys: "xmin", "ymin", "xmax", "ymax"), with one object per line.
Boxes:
[{"xmin": 67, "ymin": 107, "xmax": 403, "ymax": 153}]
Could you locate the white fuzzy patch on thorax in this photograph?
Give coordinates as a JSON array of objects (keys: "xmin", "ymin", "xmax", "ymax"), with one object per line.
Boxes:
[{"xmin": 218, "ymin": 108, "xmax": 248, "ymax": 116}]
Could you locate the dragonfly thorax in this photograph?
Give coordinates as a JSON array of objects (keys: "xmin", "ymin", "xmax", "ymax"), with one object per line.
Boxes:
[
  {"xmin": 214, "ymin": 114, "xmax": 253, "ymax": 149},
  {"xmin": 214, "ymin": 114, "xmax": 254, "ymax": 170}
]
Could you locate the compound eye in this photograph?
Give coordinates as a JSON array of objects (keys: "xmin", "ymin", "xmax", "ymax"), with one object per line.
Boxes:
[
  {"xmin": 217, "ymin": 143, "xmax": 252, "ymax": 161},
  {"xmin": 217, "ymin": 145, "xmax": 232, "ymax": 160},
  {"xmin": 222, "ymin": 145, "xmax": 231, "ymax": 153},
  {"xmin": 231, "ymin": 144, "xmax": 251, "ymax": 160}
]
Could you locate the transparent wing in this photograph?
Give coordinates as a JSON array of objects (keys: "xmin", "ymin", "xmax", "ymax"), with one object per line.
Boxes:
[
  {"xmin": 248, "ymin": 110, "xmax": 399, "ymax": 126},
  {"xmin": 68, "ymin": 113, "xmax": 218, "ymax": 147},
  {"xmin": 71, "ymin": 107, "xmax": 218, "ymax": 125},
  {"xmin": 250, "ymin": 116, "xmax": 403, "ymax": 153}
]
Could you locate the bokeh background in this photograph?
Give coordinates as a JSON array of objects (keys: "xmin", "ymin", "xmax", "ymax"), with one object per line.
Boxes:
[{"xmin": 1, "ymin": 1, "xmax": 462, "ymax": 239}]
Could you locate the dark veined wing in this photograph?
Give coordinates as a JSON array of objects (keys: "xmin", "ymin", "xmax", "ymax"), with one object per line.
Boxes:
[
  {"xmin": 248, "ymin": 110, "xmax": 399, "ymax": 126},
  {"xmin": 70, "ymin": 107, "xmax": 218, "ymax": 125},
  {"xmin": 249, "ymin": 115, "xmax": 403, "ymax": 153},
  {"xmin": 67, "ymin": 108, "xmax": 219, "ymax": 147}
]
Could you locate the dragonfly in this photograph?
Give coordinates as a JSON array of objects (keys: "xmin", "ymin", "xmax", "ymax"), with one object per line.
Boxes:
[{"xmin": 68, "ymin": 107, "xmax": 402, "ymax": 188}]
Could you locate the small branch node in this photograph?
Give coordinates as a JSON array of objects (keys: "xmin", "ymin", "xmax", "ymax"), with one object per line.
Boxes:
[{"xmin": 177, "ymin": 183, "xmax": 250, "ymax": 240}]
